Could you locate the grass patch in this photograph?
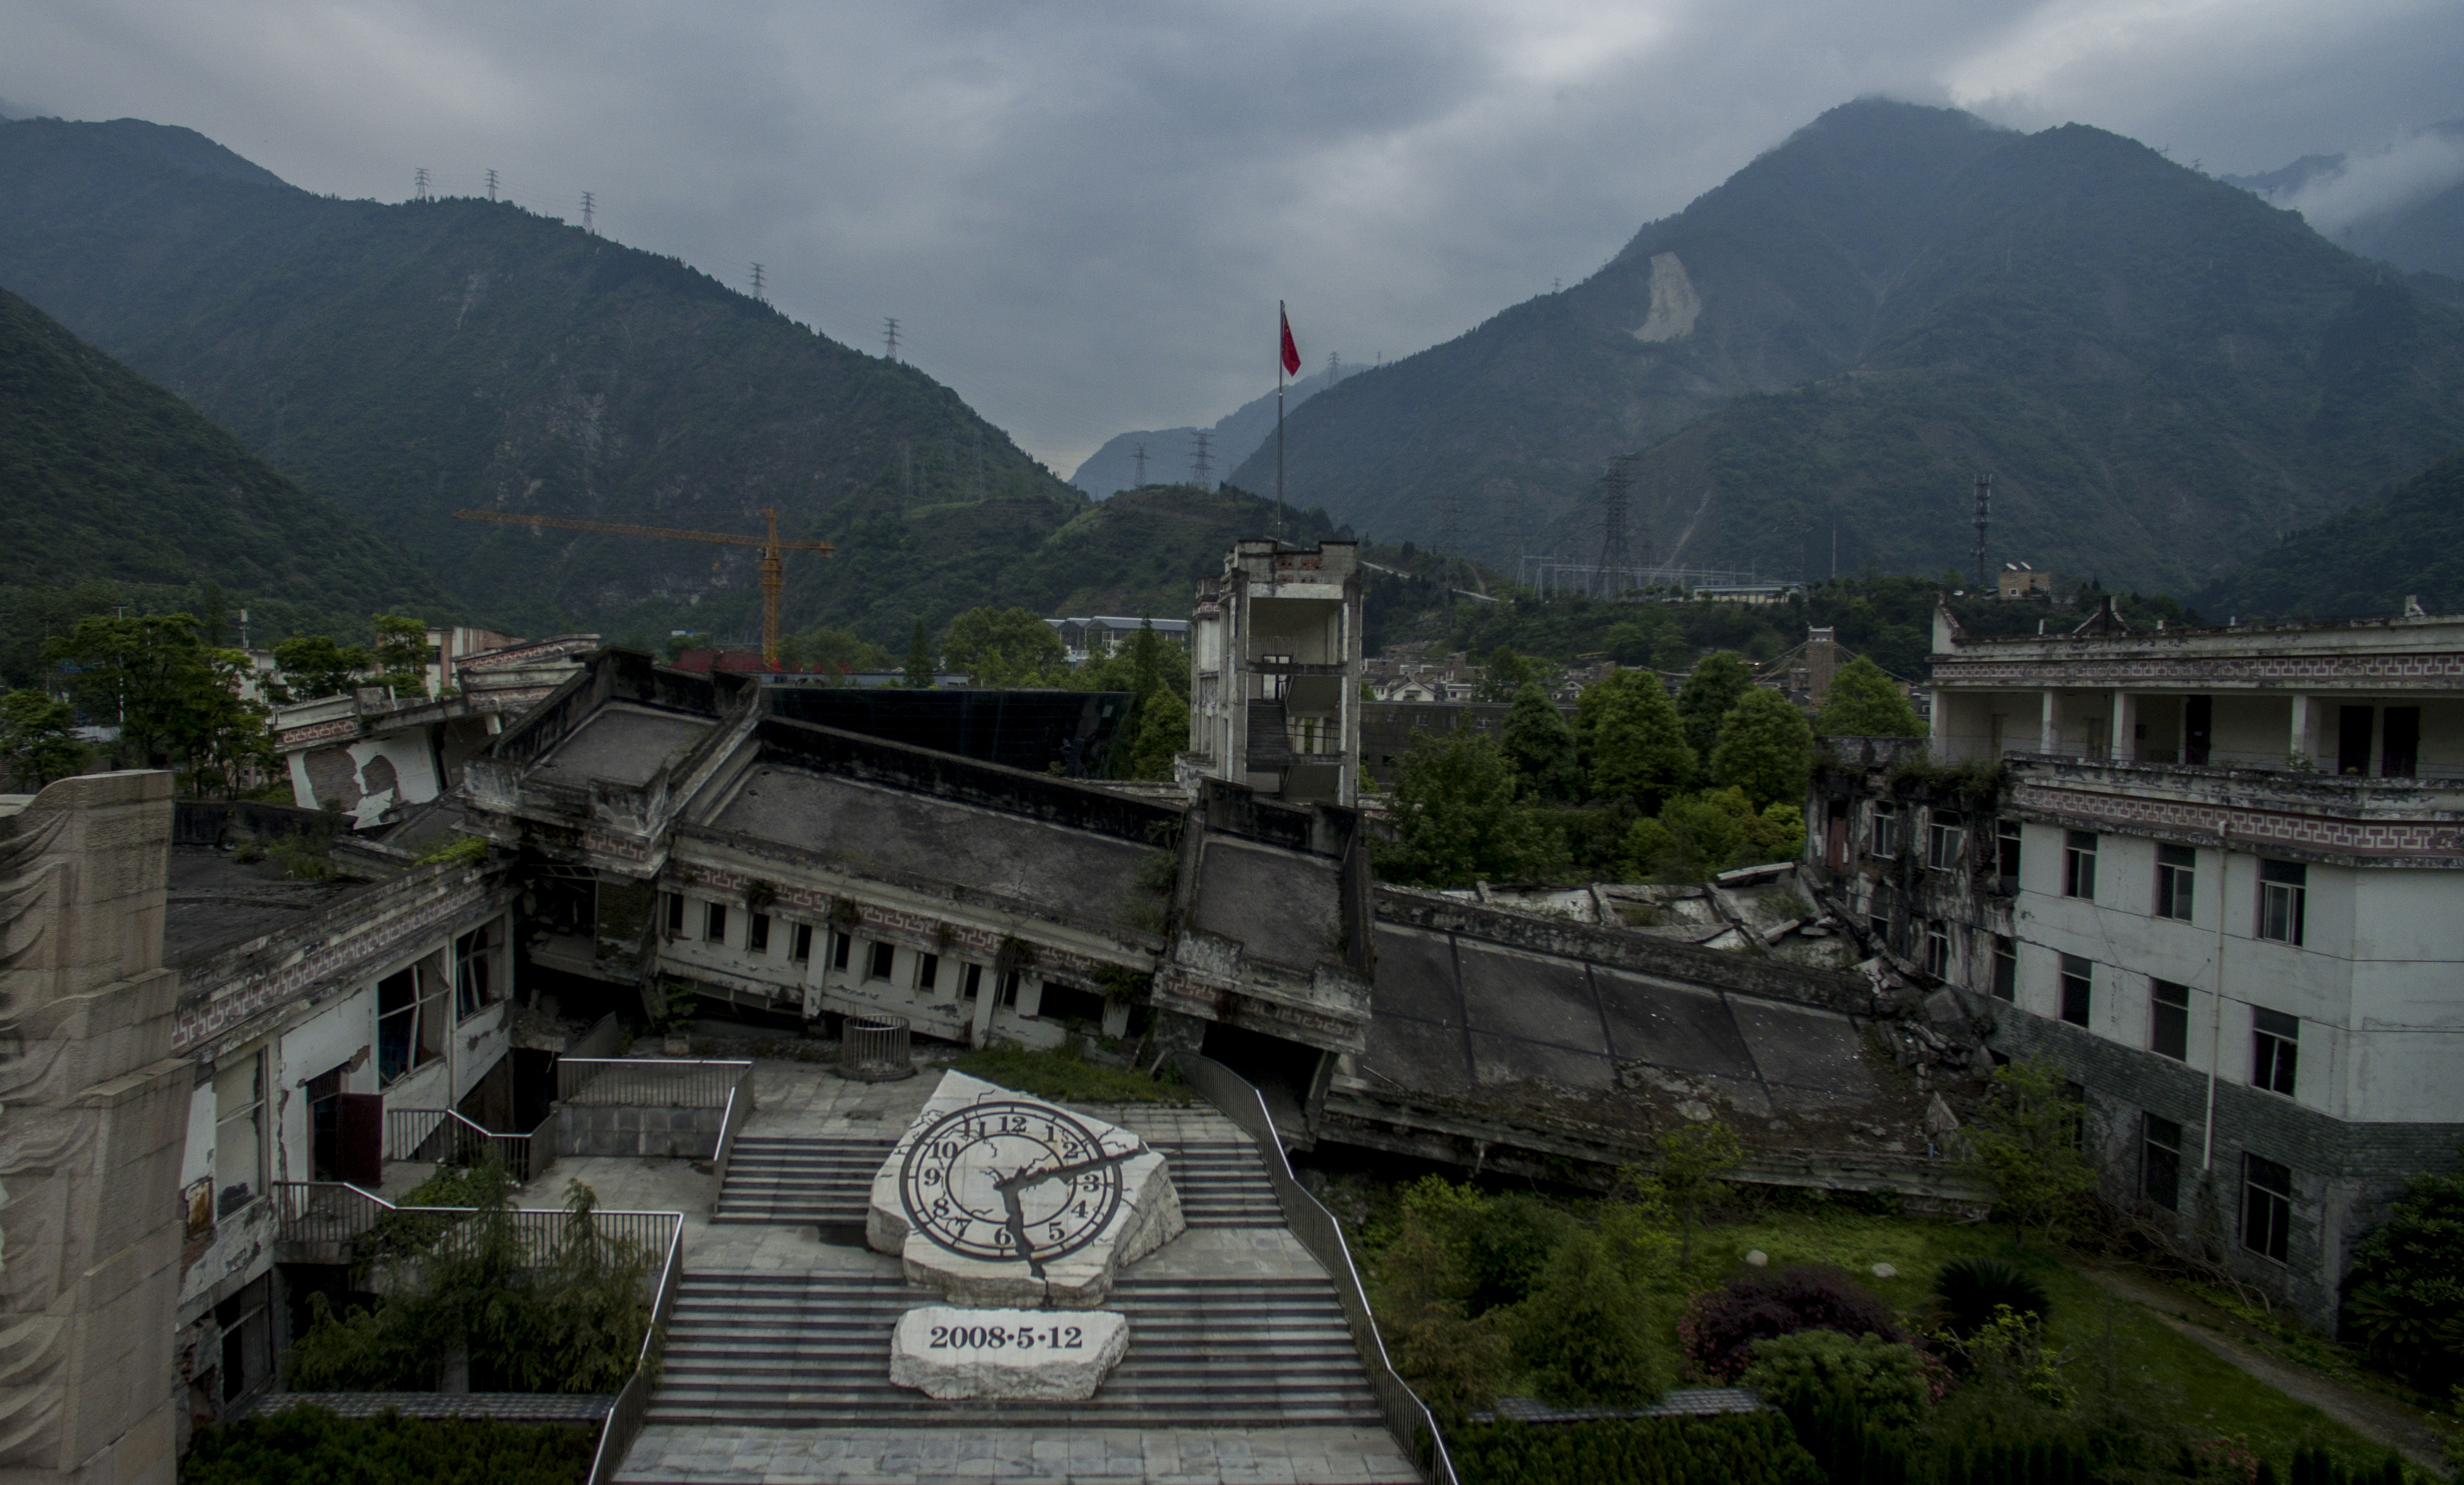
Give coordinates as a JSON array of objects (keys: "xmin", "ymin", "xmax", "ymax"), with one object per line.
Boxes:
[{"xmin": 951, "ymin": 1044, "xmax": 1189, "ymax": 1105}]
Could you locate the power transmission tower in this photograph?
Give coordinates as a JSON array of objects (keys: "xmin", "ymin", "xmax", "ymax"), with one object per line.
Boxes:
[
  {"xmin": 580, "ymin": 192, "xmax": 595, "ymax": 234},
  {"xmin": 414, "ymin": 167, "xmax": 430, "ymax": 200},
  {"xmin": 1190, "ymin": 430, "xmax": 1213, "ymax": 490},
  {"xmin": 883, "ymin": 317, "xmax": 901, "ymax": 361},
  {"xmin": 485, "ymin": 168, "xmax": 498, "ymax": 201},
  {"xmin": 751, "ymin": 263, "xmax": 765, "ymax": 301},
  {"xmin": 1326, "ymin": 351, "xmax": 1341, "ymax": 380},
  {"xmin": 1596, "ymin": 454, "xmax": 1638, "ymax": 598},
  {"xmin": 1131, "ymin": 442, "xmax": 1147, "ymax": 489},
  {"xmin": 1971, "ymin": 473, "xmax": 1993, "ymax": 592}
]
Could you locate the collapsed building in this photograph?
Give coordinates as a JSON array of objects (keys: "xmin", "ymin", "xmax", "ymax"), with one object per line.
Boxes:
[{"xmin": 1811, "ymin": 601, "xmax": 2464, "ymax": 1327}]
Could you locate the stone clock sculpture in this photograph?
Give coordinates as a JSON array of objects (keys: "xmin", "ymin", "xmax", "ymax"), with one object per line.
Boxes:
[{"xmin": 868, "ymin": 1071, "xmax": 1184, "ymax": 1309}]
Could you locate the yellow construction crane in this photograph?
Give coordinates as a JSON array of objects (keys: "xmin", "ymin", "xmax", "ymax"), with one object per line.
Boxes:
[{"xmin": 452, "ymin": 507, "xmax": 834, "ymax": 668}]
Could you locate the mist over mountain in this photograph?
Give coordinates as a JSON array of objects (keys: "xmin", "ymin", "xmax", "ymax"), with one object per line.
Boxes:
[
  {"xmin": 1229, "ymin": 100, "xmax": 2464, "ymax": 595},
  {"xmin": 0, "ymin": 116, "xmax": 1256, "ymax": 646},
  {"xmin": 1072, "ymin": 358, "xmax": 1360, "ymax": 498},
  {"xmin": 2225, "ymin": 120, "xmax": 2464, "ymax": 281}
]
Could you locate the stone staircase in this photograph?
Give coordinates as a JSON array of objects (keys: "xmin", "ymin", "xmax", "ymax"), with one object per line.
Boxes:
[
  {"xmin": 644, "ymin": 1271, "xmax": 1385, "ymax": 1430},
  {"xmin": 715, "ymin": 1136, "xmax": 1284, "ymax": 1229}
]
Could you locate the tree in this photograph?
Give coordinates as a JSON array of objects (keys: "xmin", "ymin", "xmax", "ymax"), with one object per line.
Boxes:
[
  {"xmin": 1956, "ymin": 1057, "xmax": 2096, "ymax": 1248},
  {"xmin": 0, "ymin": 689, "xmax": 87, "ymax": 788},
  {"xmin": 1582, "ymin": 669, "xmax": 1695, "ymax": 808},
  {"xmin": 272, "ymin": 634, "xmax": 373, "ymax": 702},
  {"xmin": 1121, "ymin": 688, "xmax": 1187, "ymax": 781},
  {"xmin": 1473, "ymin": 644, "xmax": 1541, "ymax": 703},
  {"xmin": 371, "ymin": 614, "xmax": 431, "ymax": 697},
  {"xmin": 939, "ymin": 606, "xmax": 1066, "ymax": 686},
  {"xmin": 1710, "ymin": 688, "xmax": 1815, "ymax": 809},
  {"xmin": 1816, "ymin": 655, "xmax": 1924, "ymax": 737},
  {"xmin": 1375, "ymin": 728, "xmax": 1556, "ymax": 887},
  {"xmin": 1512, "ymin": 1231, "xmax": 1666, "ymax": 1406},
  {"xmin": 786, "ymin": 625, "xmax": 894, "ymax": 676},
  {"xmin": 1501, "ymin": 682, "xmax": 1582, "ymax": 801},
  {"xmin": 1656, "ymin": 1118, "xmax": 1742, "ymax": 1266},
  {"xmin": 902, "ymin": 618, "xmax": 935, "ymax": 688},
  {"xmin": 175, "ymin": 651, "xmax": 276, "ymax": 797},
  {"xmin": 1678, "ymin": 652, "xmax": 1754, "ymax": 760},
  {"xmin": 2341, "ymin": 1165, "xmax": 2464, "ymax": 1383},
  {"xmin": 1128, "ymin": 615, "xmax": 1167, "ymax": 700},
  {"xmin": 45, "ymin": 613, "xmax": 213, "ymax": 767}
]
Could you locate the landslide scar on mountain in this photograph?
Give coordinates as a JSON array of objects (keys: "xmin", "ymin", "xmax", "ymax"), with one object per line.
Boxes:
[{"xmin": 1633, "ymin": 252, "xmax": 1702, "ymax": 343}]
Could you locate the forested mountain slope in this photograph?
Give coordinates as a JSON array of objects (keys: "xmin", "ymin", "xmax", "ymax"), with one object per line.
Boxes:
[
  {"xmin": 1229, "ymin": 100, "xmax": 2464, "ymax": 595},
  {"xmin": 0, "ymin": 285, "xmax": 450, "ymax": 674},
  {"xmin": 2195, "ymin": 451, "xmax": 2464, "ymax": 621},
  {"xmin": 0, "ymin": 117, "xmax": 1245, "ymax": 646}
]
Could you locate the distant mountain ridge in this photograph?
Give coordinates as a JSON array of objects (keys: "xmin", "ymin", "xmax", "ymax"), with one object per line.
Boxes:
[
  {"xmin": 1229, "ymin": 100, "xmax": 2464, "ymax": 594},
  {"xmin": 0, "ymin": 116, "xmax": 1249, "ymax": 646},
  {"xmin": 2224, "ymin": 120, "xmax": 2464, "ymax": 281},
  {"xmin": 1072, "ymin": 359, "xmax": 1358, "ymax": 498}
]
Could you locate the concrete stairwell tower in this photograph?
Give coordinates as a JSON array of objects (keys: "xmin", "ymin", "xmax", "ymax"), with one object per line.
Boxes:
[{"xmin": 1184, "ymin": 539, "xmax": 1364, "ymax": 805}]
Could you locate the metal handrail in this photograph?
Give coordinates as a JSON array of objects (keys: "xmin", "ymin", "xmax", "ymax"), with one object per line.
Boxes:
[
  {"xmin": 588, "ymin": 1200, "xmax": 687, "ymax": 1485},
  {"xmin": 1173, "ymin": 1054, "xmax": 1458, "ymax": 1485},
  {"xmin": 557, "ymin": 1057, "xmax": 753, "ymax": 1107},
  {"xmin": 272, "ymin": 1182, "xmax": 679, "ymax": 1267},
  {"xmin": 386, "ymin": 1107, "xmax": 548, "ymax": 1183},
  {"xmin": 708, "ymin": 1062, "xmax": 759, "ymax": 1204}
]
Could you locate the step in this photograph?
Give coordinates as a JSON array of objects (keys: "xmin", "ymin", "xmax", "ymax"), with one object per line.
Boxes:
[{"xmin": 713, "ymin": 1141, "xmax": 1285, "ymax": 1228}]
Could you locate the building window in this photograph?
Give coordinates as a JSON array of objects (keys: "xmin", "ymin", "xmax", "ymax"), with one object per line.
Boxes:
[
  {"xmin": 918, "ymin": 953, "xmax": 940, "ymax": 992},
  {"xmin": 704, "ymin": 902, "xmax": 729, "ymax": 944},
  {"xmin": 1870, "ymin": 803, "xmax": 1900, "ymax": 857},
  {"xmin": 962, "ymin": 963, "xmax": 985, "ymax": 999},
  {"xmin": 2252, "ymin": 1008, "xmax": 2299, "ymax": 1095},
  {"xmin": 791, "ymin": 923, "xmax": 813, "ymax": 963},
  {"xmin": 869, "ymin": 940, "xmax": 896, "ymax": 981},
  {"xmin": 2155, "ymin": 844, "xmax": 2195, "ymax": 921},
  {"xmin": 1996, "ymin": 820, "xmax": 2022, "ymax": 893},
  {"xmin": 1926, "ymin": 810, "xmax": 1964, "ymax": 871},
  {"xmin": 748, "ymin": 913, "xmax": 771, "ymax": 954},
  {"xmin": 832, "ymin": 931, "xmax": 853, "ymax": 971},
  {"xmin": 2258, "ymin": 860, "xmax": 2306, "ymax": 946},
  {"xmin": 1923, "ymin": 921, "xmax": 1950, "ymax": 978},
  {"xmin": 2058, "ymin": 954, "xmax": 2093, "ymax": 1025},
  {"xmin": 1000, "ymin": 970, "xmax": 1024, "ymax": 1007},
  {"xmin": 213, "ymin": 1051, "xmax": 265, "ymax": 1218},
  {"xmin": 2242, "ymin": 1154, "xmax": 2293, "ymax": 1263},
  {"xmin": 2063, "ymin": 830, "xmax": 2098, "ymax": 899},
  {"xmin": 2150, "ymin": 979, "xmax": 2189, "ymax": 1061},
  {"xmin": 1868, "ymin": 915, "xmax": 1892, "ymax": 951},
  {"xmin": 1991, "ymin": 936, "xmax": 2017, "ymax": 1000},
  {"xmin": 2141, "ymin": 1114, "xmax": 2182, "ymax": 1212},
  {"xmin": 665, "ymin": 892, "xmax": 685, "ymax": 936},
  {"xmin": 215, "ymin": 1275, "xmax": 273, "ymax": 1408},
  {"xmin": 377, "ymin": 961, "xmax": 446, "ymax": 1084},
  {"xmin": 454, "ymin": 924, "xmax": 497, "ymax": 1020}
]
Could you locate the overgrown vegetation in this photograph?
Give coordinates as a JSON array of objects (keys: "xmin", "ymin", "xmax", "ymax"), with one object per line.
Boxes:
[
  {"xmin": 952, "ymin": 1042, "xmax": 1190, "ymax": 1105},
  {"xmin": 1449, "ymin": 1411, "xmax": 1822, "ymax": 1485},
  {"xmin": 181, "ymin": 1407, "xmax": 592, "ymax": 1485}
]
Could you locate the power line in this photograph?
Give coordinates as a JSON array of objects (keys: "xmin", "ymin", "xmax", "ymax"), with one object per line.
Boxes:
[
  {"xmin": 883, "ymin": 317, "xmax": 900, "ymax": 361},
  {"xmin": 750, "ymin": 263, "xmax": 765, "ymax": 301},
  {"xmin": 485, "ymin": 168, "xmax": 498, "ymax": 202},
  {"xmin": 580, "ymin": 192, "xmax": 595, "ymax": 234},
  {"xmin": 1190, "ymin": 430, "xmax": 1214, "ymax": 490}
]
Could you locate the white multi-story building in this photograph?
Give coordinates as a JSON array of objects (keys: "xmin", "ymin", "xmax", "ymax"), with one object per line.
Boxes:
[{"xmin": 1812, "ymin": 601, "xmax": 2464, "ymax": 1328}]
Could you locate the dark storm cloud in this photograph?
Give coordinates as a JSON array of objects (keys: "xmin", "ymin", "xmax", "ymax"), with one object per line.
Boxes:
[{"xmin": 5, "ymin": 0, "xmax": 2459, "ymax": 470}]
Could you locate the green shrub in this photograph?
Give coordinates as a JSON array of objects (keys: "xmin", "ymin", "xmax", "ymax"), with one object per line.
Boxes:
[
  {"xmin": 2341, "ymin": 1166, "xmax": 2464, "ymax": 1385},
  {"xmin": 1449, "ymin": 1411, "xmax": 1822, "ymax": 1485},
  {"xmin": 1740, "ymin": 1330, "xmax": 1935, "ymax": 1431},
  {"xmin": 1457, "ymin": 1194, "xmax": 1569, "ymax": 1315},
  {"xmin": 1512, "ymin": 1230, "xmax": 1666, "ymax": 1407},
  {"xmin": 1373, "ymin": 1212, "xmax": 1514, "ymax": 1413},
  {"xmin": 182, "ymin": 1405, "xmax": 592, "ymax": 1484},
  {"xmin": 950, "ymin": 1043, "xmax": 1189, "ymax": 1104},
  {"xmin": 1933, "ymin": 1256, "xmax": 2051, "ymax": 1336}
]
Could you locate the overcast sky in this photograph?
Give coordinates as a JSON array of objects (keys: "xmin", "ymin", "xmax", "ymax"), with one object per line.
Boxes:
[{"xmin": 6, "ymin": 0, "xmax": 2460, "ymax": 474}]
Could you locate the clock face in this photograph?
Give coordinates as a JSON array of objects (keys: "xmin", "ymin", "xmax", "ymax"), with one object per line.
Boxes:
[{"xmin": 897, "ymin": 1100, "xmax": 1126, "ymax": 1264}]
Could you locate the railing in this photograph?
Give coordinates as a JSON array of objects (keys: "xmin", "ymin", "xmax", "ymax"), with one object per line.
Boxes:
[
  {"xmin": 557, "ymin": 1057, "xmax": 752, "ymax": 1107},
  {"xmin": 1175, "ymin": 1054, "xmax": 1458, "ymax": 1485},
  {"xmin": 1930, "ymin": 735, "xmax": 2464, "ymax": 782},
  {"xmin": 588, "ymin": 1199, "xmax": 687, "ymax": 1485},
  {"xmin": 841, "ymin": 1014, "xmax": 914, "ymax": 1082},
  {"xmin": 386, "ymin": 1107, "xmax": 553, "ymax": 1184},
  {"xmin": 273, "ymin": 1182, "xmax": 681, "ymax": 1268},
  {"xmin": 708, "ymin": 1061, "xmax": 759, "ymax": 1199}
]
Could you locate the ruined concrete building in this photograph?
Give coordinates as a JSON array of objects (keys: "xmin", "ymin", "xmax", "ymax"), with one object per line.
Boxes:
[
  {"xmin": 1812, "ymin": 601, "xmax": 2464, "ymax": 1326},
  {"xmin": 1187, "ymin": 539, "xmax": 1364, "ymax": 805}
]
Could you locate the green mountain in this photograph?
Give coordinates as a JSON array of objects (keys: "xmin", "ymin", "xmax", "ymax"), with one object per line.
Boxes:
[
  {"xmin": 1227, "ymin": 100, "xmax": 2464, "ymax": 595},
  {"xmin": 2195, "ymin": 450, "xmax": 2464, "ymax": 621},
  {"xmin": 0, "ymin": 284, "xmax": 451, "ymax": 682},
  {"xmin": 0, "ymin": 118, "xmax": 1270, "ymax": 649}
]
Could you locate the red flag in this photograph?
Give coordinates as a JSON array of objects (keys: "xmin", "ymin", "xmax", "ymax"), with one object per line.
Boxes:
[{"xmin": 1280, "ymin": 306, "xmax": 1301, "ymax": 377}]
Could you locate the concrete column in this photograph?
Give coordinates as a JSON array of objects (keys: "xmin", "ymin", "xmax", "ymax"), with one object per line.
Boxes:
[
  {"xmin": 2289, "ymin": 693, "xmax": 2312, "ymax": 767},
  {"xmin": 2040, "ymin": 690, "xmax": 2060, "ymax": 756},
  {"xmin": 2111, "ymin": 690, "xmax": 2135, "ymax": 763}
]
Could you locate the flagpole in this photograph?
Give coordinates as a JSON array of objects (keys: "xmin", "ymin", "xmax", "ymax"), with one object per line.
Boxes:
[{"xmin": 1276, "ymin": 299, "xmax": 1287, "ymax": 544}]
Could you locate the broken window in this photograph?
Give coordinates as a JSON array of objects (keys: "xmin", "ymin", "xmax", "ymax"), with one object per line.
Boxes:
[
  {"xmin": 2257, "ymin": 860, "xmax": 2306, "ymax": 946},
  {"xmin": 665, "ymin": 891, "xmax": 685, "ymax": 936},
  {"xmin": 749, "ymin": 913, "xmax": 771, "ymax": 954},
  {"xmin": 1996, "ymin": 819, "xmax": 2022, "ymax": 894},
  {"xmin": 454, "ymin": 923, "xmax": 497, "ymax": 1020},
  {"xmin": 377, "ymin": 961, "xmax": 446, "ymax": 1084},
  {"xmin": 1869, "ymin": 803, "xmax": 1900, "ymax": 857},
  {"xmin": 1923, "ymin": 921, "xmax": 1950, "ymax": 978},
  {"xmin": 2155, "ymin": 844, "xmax": 2195, "ymax": 921},
  {"xmin": 832, "ymin": 931, "xmax": 853, "ymax": 971},
  {"xmin": 1991, "ymin": 935, "xmax": 2017, "ymax": 1001},
  {"xmin": 2058, "ymin": 954, "xmax": 2093, "ymax": 1026},
  {"xmin": 2141, "ymin": 1113, "xmax": 2182, "ymax": 1212},
  {"xmin": 869, "ymin": 941, "xmax": 896, "ymax": 981},
  {"xmin": 2063, "ymin": 831, "xmax": 2098, "ymax": 900},
  {"xmin": 917, "ymin": 953, "xmax": 940, "ymax": 993},
  {"xmin": 215, "ymin": 1275, "xmax": 273, "ymax": 1409},
  {"xmin": 2242, "ymin": 1154, "xmax": 2292, "ymax": 1263},
  {"xmin": 961, "ymin": 963, "xmax": 985, "ymax": 999},
  {"xmin": 704, "ymin": 902, "xmax": 728, "ymax": 944},
  {"xmin": 1926, "ymin": 810, "xmax": 1964, "ymax": 871},
  {"xmin": 214, "ymin": 1051, "xmax": 265, "ymax": 1217},
  {"xmin": 2252, "ymin": 1007, "xmax": 2298, "ymax": 1095},
  {"xmin": 2150, "ymin": 979, "xmax": 2189, "ymax": 1060},
  {"xmin": 791, "ymin": 923, "xmax": 813, "ymax": 963}
]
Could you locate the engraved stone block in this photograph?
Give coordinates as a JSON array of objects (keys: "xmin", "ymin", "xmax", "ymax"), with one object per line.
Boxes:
[{"xmin": 888, "ymin": 1306, "xmax": 1129, "ymax": 1400}]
